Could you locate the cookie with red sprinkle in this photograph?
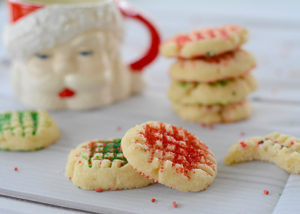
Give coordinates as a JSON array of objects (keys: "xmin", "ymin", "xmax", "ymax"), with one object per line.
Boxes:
[
  {"xmin": 65, "ymin": 139, "xmax": 152, "ymax": 191},
  {"xmin": 121, "ymin": 121, "xmax": 217, "ymax": 192},
  {"xmin": 160, "ymin": 25, "xmax": 248, "ymax": 58},
  {"xmin": 224, "ymin": 133, "xmax": 300, "ymax": 173}
]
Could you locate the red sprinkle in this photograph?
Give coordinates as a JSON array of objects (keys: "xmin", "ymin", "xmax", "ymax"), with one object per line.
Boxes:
[
  {"xmin": 116, "ymin": 126, "xmax": 122, "ymax": 131},
  {"xmin": 151, "ymin": 198, "xmax": 156, "ymax": 203},
  {"xmin": 240, "ymin": 132, "xmax": 245, "ymax": 136},
  {"xmin": 14, "ymin": 167, "xmax": 18, "ymax": 172},
  {"xmin": 140, "ymin": 122, "xmax": 214, "ymax": 178},
  {"xmin": 290, "ymin": 141, "xmax": 294, "ymax": 146},
  {"xmin": 264, "ymin": 190, "xmax": 269, "ymax": 195},
  {"xmin": 95, "ymin": 188, "xmax": 103, "ymax": 192},
  {"xmin": 240, "ymin": 141, "xmax": 247, "ymax": 148},
  {"xmin": 69, "ymin": 177, "xmax": 72, "ymax": 180},
  {"xmin": 200, "ymin": 123, "xmax": 206, "ymax": 128},
  {"xmin": 172, "ymin": 201, "xmax": 178, "ymax": 208}
]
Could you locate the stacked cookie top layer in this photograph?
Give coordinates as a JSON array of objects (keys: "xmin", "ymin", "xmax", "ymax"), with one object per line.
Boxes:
[
  {"xmin": 160, "ymin": 25, "xmax": 248, "ymax": 58},
  {"xmin": 160, "ymin": 25, "xmax": 257, "ymax": 124}
]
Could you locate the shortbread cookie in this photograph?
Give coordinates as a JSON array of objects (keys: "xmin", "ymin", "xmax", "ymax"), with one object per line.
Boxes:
[
  {"xmin": 121, "ymin": 121, "xmax": 217, "ymax": 192},
  {"xmin": 171, "ymin": 100, "xmax": 252, "ymax": 124},
  {"xmin": 0, "ymin": 110, "xmax": 59, "ymax": 151},
  {"xmin": 160, "ymin": 25, "xmax": 248, "ymax": 58},
  {"xmin": 168, "ymin": 72, "xmax": 257, "ymax": 105},
  {"xmin": 169, "ymin": 49, "xmax": 256, "ymax": 82},
  {"xmin": 65, "ymin": 139, "xmax": 152, "ymax": 191},
  {"xmin": 224, "ymin": 133, "xmax": 300, "ymax": 174}
]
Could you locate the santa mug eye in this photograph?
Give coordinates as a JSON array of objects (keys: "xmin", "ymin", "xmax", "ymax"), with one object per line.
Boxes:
[
  {"xmin": 79, "ymin": 50, "xmax": 93, "ymax": 57},
  {"xmin": 35, "ymin": 53, "xmax": 51, "ymax": 60}
]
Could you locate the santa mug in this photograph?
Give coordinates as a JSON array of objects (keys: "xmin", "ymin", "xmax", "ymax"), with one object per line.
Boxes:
[{"xmin": 3, "ymin": 0, "xmax": 160, "ymax": 110}]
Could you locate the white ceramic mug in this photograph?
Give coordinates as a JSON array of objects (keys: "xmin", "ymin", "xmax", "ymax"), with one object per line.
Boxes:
[{"xmin": 4, "ymin": 0, "xmax": 160, "ymax": 110}]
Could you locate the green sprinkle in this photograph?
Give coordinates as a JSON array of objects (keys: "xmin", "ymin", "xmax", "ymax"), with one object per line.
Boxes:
[
  {"xmin": 31, "ymin": 112, "xmax": 38, "ymax": 135},
  {"xmin": 206, "ymin": 52, "xmax": 214, "ymax": 57},
  {"xmin": 178, "ymin": 82, "xmax": 188, "ymax": 87},
  {"xmin": 209, "ymin": 80, "xmax": 230, "ymax": 87},
  {"xmin": 18, "ymin": 112, "xmax": 25, "ymax": 137},
  {"xmin": 0, "ymin": 113, "xmax": 12, "ymax": 132},
  {"xmin": 87, "ymin": 138, "xmax": 125, "ymax": 168}
]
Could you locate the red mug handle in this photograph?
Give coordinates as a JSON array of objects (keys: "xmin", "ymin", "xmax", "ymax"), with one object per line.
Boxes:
[
  {"xmin": 116, "ymin": 0, "xmax": 161, "ymax": 72},
  {"xmin": 8, "ymin": 0, "xmax": 161, "ymax": 73}
]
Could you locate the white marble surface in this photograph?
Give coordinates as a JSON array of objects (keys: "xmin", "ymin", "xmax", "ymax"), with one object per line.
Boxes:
[{"xmin": 0, "ymin": 0, "xmax": 300, "ymax": 213}]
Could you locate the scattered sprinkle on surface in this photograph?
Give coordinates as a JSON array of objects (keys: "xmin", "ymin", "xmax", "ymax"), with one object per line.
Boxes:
[
  {"xmin": 240, "ymin": 132, "xmax": 245, "ymax": 136},
  {"xmin": 151, "ymin": 198, "xmax": 156, "ymax": 203},
  {"xmin": 172, "ymin": 201, "xmax": 178, "ymax": 208},
  {"xmin": 14, "ymin": 167, "xmax": 18, "ymax": 172},
  {"xmin": 264, "ymin": 190, "xmax": 269, "ymax": 195},
  {"xmin": 95, "ymin": 188, "xmax": 103, "ymax": 192}
]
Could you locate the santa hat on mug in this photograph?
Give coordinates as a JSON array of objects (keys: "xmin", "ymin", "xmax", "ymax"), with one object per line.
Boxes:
[{"xmin": 3, "ymin": 0, "xmax": 124, "ymax": 60}]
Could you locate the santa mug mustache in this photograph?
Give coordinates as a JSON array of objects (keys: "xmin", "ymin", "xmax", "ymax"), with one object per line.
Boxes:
[{"xmin": 4, "ymin": 0, "xmax": 160, "ymax": 110}]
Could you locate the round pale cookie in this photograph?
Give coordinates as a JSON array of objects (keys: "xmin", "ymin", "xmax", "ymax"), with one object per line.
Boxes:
[
  {"xmin": 224, "ymin": 133, "xmax": 300, "ymax": 174},
  {"xmin": 121, "ymin": 121, "xmax": 217, "ymax": 192},
  {"xmin": 171, "ymin": 100, "xmax": 252, "ymax": 124},
  {"xmin": 65, "ymin": 139, "xmax": 152, "ymax": 191},
  {"xmin": 168, "ymin": 72, "xmax": 257, "ymax": 105},
  {"xmin": 160, "ymin": 25, "xmax": 248, "ymax": 58},
  {"xmin": 0, "ymin": 110, "xmax": 59, "ymax": 151},
  {"xmin": 169, "ymin": 49, "xmax": 256, "ymax": 82}
]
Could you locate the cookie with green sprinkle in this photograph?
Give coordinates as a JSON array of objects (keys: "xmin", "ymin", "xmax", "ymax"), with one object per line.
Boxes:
[
  {"xmin": 0, "ymin": 110, "xmax": 60, "ymax": 151},
  {"xmin": 168, "ymin": 72, "xmax": 257, "ymax": 105},
  {"xmin": 65, "ymin": 139, "xmax": 152, "ymax": 191}
]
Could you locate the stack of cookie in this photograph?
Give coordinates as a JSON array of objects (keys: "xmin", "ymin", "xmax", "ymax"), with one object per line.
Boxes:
[{"xmin": 160, "ymin": 25, "xmax": 258, "ymax": 124}]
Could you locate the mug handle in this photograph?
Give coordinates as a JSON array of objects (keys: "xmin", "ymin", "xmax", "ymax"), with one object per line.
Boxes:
[{"xmin": 117, "ymin": 0, "xmax": 161, "ymax": 72}]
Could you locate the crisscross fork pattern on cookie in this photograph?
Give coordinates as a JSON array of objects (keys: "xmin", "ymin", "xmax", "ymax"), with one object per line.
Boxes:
[
  {"xmin": 77, "ymin": 139, "xmax": 127, "ymax": 168},
  {"xmin": 138, "ymin": 122, "xmax": 216, "ymax": 177},
  {"xmin": 0, "ymin": 111, "xmax": 41, "ymax": 138},
  {"xmin": 173, "ymin": 25, "xmax": 241, "ymax": 46}
]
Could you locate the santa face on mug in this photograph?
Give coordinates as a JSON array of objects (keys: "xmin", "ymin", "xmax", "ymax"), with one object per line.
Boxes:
[
  {"xmin": 11, "ymin": 30, "xmax": 131, "ymax": 109},
  {"xmin": 4, "ymin": 0, "xmax": 160, "ymax": 110}
]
